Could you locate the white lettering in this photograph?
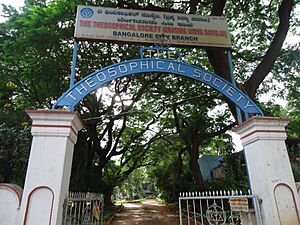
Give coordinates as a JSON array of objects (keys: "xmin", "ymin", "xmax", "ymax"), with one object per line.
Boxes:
[
  {"xmin": 156, "ymin": 50, "xmax": 163, "ymax": 58},
  {"xmin": 244, "ymin": 101, "xmax": 254, "ymax": 109},
  {"xmin": 226, "ymin": 87, "xmax": 236, "ymax": 97},
  {"xmin": 85, "ymin": 77, "xmax": 97, "ymax": 88},
  {"xmin": 67, "ymin": 91, "xmax": 77, "ymax": 100},
  {"xmin": 157, "ymin": 60, "xmax": 164, "ymax": 69},
  {"xmin": 203, "ymin": 73, "xmax": 212, "ymax": 82},
  {"xmin": 193, "ymin": 69, "xmax": 202, "ymax": 78},
  {"xmin": 237, "ymin": 93, "xmax": 245, "ymax": 102},
  {"xmin": 108, "ymin": 67, "xmax": 117, "ymax": 77},
  {"xmin": 144, "ymin": 49, "xmax": 177, "ymax": 60},
  {"xmin": 167, "ymin": 62, "xmax": 175, "ymax": 71},
  {"xmin": 129, "ymin": 62, "xmax": 138, "ymax": 71},
  {"xmin": 212, "ymin": 78, "xmax": 222, "ymax": 88},
  {"xmin": 167, "ymin": 51, "xmax": 176, "ymax": 60},
  {"xmin": 140, "ymin": 61, "xmax": 149, "ymax": 69},
  {"xmin": 177, "ymin": 64, "xmax": 185, "ymax": 73},
  {"xmin": 222, "ymin": 83, "xmax": 228, "ymax": 90},
  {"xmin": 146, "ymin": 49, "xmax": 155, "ymax": 58},
  {"xmin": 96, "ymin": 72, "xmax": 106, "ymax": 82},
  {"xmin": 75, "ymin": 83, "xmax": 88, "ymax": 95},
  {"xmin": 151, "ymin": 60, "xmax": 154, "ymax": 69},
  {"xmin": 118, "ymin": 64, "xmax": 128, "ymax": 73}
]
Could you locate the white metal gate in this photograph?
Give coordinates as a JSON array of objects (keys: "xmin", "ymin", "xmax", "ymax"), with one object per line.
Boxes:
[
  {"xmin": 179, "ymin": 190, "xmax": 262, "ymax": 225},
  {"xmin": 63, "ymin": 192, "xmax": 104, "ymax": 225}
]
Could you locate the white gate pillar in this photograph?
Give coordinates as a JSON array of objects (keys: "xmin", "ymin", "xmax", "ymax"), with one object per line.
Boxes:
[
  {"xmin": 234, "ymin": 117, "xmax": 300, "ymax": 225},
  {"xmin": 18, "ymin": 109, "xmax": 84, "ymax": 225}
]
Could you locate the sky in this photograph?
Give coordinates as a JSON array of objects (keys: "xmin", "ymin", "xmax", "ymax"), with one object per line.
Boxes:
[
  {"xmin": 0, "ymin": 0, "xmax": 23, "ymax": 8},
  {"xmin": 0, "ymin": 0, "xmax": 24, "ymax": 22}
]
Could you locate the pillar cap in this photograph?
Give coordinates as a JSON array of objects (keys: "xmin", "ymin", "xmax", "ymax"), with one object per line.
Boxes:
[
  {"xmin": 26, "ymin": 109, "xmax": 84, "ymax": 143},
  {"xmin": 233, "ymin": 117, "xmax": 290, "ymax": 145},
  {"xmin": 25, "ymin": 109, "xmax": 81, "ymax": 116}
]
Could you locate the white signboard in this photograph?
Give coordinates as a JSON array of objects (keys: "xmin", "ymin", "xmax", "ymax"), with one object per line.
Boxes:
[
  {"xmin": 75, "ymin": 6, "xmax": 232, "ymax": 48},
  {"xmin": 229, "ymin": 198, "xmax": 249, "ymax": 212}
]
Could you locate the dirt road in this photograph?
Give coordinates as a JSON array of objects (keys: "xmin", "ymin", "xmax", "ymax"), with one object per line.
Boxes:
[{"xmin": 110, "ymin": 199, "xmax": 180, "ymax": 225}]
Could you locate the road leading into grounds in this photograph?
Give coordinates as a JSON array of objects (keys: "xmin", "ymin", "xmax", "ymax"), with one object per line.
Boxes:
[{"xmin": 110, "ymin": 199, "xmax": 180, "ymax": 225}]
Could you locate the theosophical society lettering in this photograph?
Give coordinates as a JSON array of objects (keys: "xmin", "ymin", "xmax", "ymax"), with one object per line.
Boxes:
[{"xmin": 53, "ymin": 58, "xmax": 263, "ymax": 116}]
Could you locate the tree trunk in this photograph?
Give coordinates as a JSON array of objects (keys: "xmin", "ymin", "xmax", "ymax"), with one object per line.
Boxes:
[
  {"xmin": 103, "ymin": 188, "xmax": 114, "ymax": 207},
  {"xmin": 187, "ymin": 143, "xmax": 204, "ymax": 188},
  {"xmin": 177, "ymin": 149, "xmax": 185, "ymax": 180}
]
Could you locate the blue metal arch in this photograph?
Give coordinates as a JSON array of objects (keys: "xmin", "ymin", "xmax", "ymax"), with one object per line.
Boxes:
[{"xmin": 53, "ymin": 58, "xmax": 263, "ymax": 115}]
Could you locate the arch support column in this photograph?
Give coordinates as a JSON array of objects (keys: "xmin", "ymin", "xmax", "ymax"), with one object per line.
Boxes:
[
  {"xmin": 234, "ymin": 117, "xmax": 300, "ymax": 225},
  {"xmin": 19, "ymin": 110, "xmax": 84, "ymax": 225}
]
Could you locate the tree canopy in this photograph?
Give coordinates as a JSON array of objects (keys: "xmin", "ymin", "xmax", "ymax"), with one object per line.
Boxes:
[{"xmin": 0, "ymin": 0, "xmax": 299, "ymax": 203}]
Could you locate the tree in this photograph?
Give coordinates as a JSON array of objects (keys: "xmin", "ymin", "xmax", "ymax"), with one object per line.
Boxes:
[
  {"xmin": 0, "ymin": 110, "xmax": 31, "ymax": 185},
  {"xmin": 0, "ymin": 0, "xmax": 299, "ymax": 199},
  {"xmin": 146, "ymin": 135, "xmax": 194, "ymax": 203},
  {"xmin": 143, "ymin": 0, "xmax": 298, "ymax": 187}
]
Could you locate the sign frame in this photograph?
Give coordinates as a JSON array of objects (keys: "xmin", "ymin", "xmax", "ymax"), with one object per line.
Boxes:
[
  {"xmin": 229, "ymin": 198, "xmax": 249, "ymax": 212},
  {"xmin": 54, "ymin": 5, "xmax": 262, "ymax": 124},
  {"xmin": 75, "ymin": 5, "xmax": 232, "ymax": 49}
]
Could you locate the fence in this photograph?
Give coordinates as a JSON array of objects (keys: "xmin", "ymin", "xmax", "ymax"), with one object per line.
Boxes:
[
  {"xmin": 178, "ymin": 190, "xmax": 262, "ymax": 225},
  {"xmin": 63, "ymin": 192, "xmax": 104, "ymax": 225}
]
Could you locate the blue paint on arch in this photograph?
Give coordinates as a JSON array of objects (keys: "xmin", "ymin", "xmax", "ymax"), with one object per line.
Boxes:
[{"xmin": 53, "ymin": 58, "xmax": 263, "ymax": 115}]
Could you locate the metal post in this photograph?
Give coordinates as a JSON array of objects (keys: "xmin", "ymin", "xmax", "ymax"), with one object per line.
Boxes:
[
  {"xmin": 70, "ymin": 39, "xmax": 78, "ymax": 88},
  {"xmin": 245, "ymin": 112, "xmax": 249, "ymax": 121},
  {"xmin": 63, "ymin": 198, "xmax": 68, "ymax": 225},
  {"xmin": 228, "ymin": 50, "xmax": 256, "ymax": 197},
  {"xmin": 179, "ymin": 197, "xmax": 183, "ymax": 225},
  {"xmin": 227, "ymin": 50, "xmax": 243, "ymax": 125},
  {"xmin": 140, "ymin": 47, "xmax": 144, "ymax": 58},
  {"xmin": 100, "ymin": 196, "xmax": 104, "ymax": 225},
  {"xmin": 253, "ymin": 196, "xmax": 263, "ymax": 225}
]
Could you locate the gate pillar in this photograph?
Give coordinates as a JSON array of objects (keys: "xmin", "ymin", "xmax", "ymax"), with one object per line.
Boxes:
[
  {"xmin": 18, "ymin": 110, "xmax": 84, "ymax": 225},
  {"xmin": 234, "ymin": 117, "xmax": 300, "ymax": 225}
]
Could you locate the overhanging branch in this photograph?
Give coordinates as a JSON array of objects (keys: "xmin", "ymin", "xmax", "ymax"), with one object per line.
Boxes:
[{"xmin": 244, "ymin": 0, "xmax": 293, "ymax": 98}]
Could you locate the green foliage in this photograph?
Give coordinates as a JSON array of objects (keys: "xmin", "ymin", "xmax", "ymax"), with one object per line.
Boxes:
[
  {"xmin": 144, "ymin": 137, "xmax": 194, "ymax": 203},
  {"xmin": 0, "ymin": 0, "xmax": 76, "ymax": 108},
  {"xmin": 114, "ymin": 168, "xmax": 149, "ymax": 200},
  {"xmin": 286, "ymin": 79, "xmax": 300, "ymax": 137},
  {"xmin": 0, "ymin": 0, "xmax": 299, "ymax": 205},
  {"xmin": 225, "ymin": 0, "xmax": 300, "ymax": 86},
  {"xmin": 0, "ymin": 110, "xmax": 31, "ymax": 185},
  {"xmin": 200, "ymin": 133, "xmax": 233, "ymax": 156},
  {"xmin": 261, "ymin": 99, "xmax": 300, "ymax": 137}
]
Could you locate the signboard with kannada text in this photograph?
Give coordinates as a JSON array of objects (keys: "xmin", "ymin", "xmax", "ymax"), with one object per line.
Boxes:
[{"xmin": 75, "ymin": 6, "xmax": 232, "ymax": 48}]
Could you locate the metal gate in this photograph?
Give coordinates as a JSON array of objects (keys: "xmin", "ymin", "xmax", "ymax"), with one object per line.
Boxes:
[
  {"xmin": 63, "ymin": 192, "xmax": 104, "ymax": 225},
  {"xmin": 179, "ymin": 190, "xmax": 262, "ymax": 225}
]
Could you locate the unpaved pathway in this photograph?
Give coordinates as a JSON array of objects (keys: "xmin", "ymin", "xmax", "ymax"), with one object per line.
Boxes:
[{"xmin": 110, "ymin": 199, "xmax": 180, "ymax": 225}]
